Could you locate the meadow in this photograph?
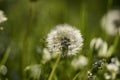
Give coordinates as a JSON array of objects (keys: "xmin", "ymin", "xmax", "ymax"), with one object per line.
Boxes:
[{"xmin": 0, "ymin": 0, "xmax": 120, "ymax": 80}]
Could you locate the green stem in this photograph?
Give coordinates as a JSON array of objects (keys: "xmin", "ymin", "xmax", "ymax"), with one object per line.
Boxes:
[
  {"xmin": 48, "ymin": 54, "xmax": 61, "ymax": 80},
  {"xmin": 72, "ymin": 69, "xmax": 89, "ymax": 80},
  {"xmin": 72, "ymin": 59, "xmax": 94, "ymax": 80},
  {"xmin": 80, "ymin": 4, "xmax": 87, "ymax": 34},
  {"xmin": 107, "ymin": 35, "xmax": 119, "ymax": 58},
  {"xmin": 21, "ymin": 2, "xmax": 37, "ymax": 80},
  {"xmin": 0, "ymin": 46, "xmax": 11, "ymax": 66},
  {"xmin": 72, "ymin": 72, "xmax": 81, "ymax": 80},
  {"xmin": 107, "ymin": 0, "xmax": 113, "ymax": 11}
]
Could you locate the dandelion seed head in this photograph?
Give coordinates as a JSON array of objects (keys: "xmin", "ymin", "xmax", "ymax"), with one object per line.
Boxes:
[
  {"xmin": 42, "ymin": 48, "xmax": 60, "ymax": 64},
  {"xmin": 42, "ymin": 48, "xmax": 52, "ymax": 64},
  {"xmin": 101, "ymin": 9, "xmax": 120, "ymax": 36},
  {"xmin": 71, "ymin": 55, "xmax": 88, "ymax": 69},
  {"xmin": 111, "ymin": 58, "xmax": 120, "ymax": 66},
  {"xmin": 104, "ymin": 73, "xmax": 112, "ymax": 80},
  {"xmin": 90, "ymin": 38, "xmax": 103, "ymax": 50},
  {"xmin": 0, "ymin": 10, "xmax": 7, "ymax": 23},
  {"xmin": 46, "ymin": 24, "xmax": 83, "ymax": 56},
  {"xmin": 106, "ymin": 58, "xmax": 120, "ymax": 73},
  {"xmin": 107, "ymin": 64, "xmax": 118, "ymax": 73},
  {"xmin": 0, "ymin": 65, "xmax": 7, "ymax": 75},
  {"xmin": 90, "ymin": 38, "xmax": 109, "ymax": 58},
  {"xmin": 0, "ymin": 27, "xmax": 4, "ymax": 31},
  {"xmin": 24, "ymin": 65, "xmax": 41, "ymax": 79},
  {"xmin": 98, "ymin": 42, "xmax": 108, "ymax": 57}
]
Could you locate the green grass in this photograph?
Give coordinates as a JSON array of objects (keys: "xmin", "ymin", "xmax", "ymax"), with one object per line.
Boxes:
[{"xmin": 0, "ymin": 0, "xmax": 120, "ymax": 80}]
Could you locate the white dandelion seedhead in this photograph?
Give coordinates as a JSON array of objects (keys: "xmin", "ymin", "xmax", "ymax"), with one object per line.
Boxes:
[
  {"xmin": 0, "ymin": 65, "xmax": 7, "ymax": 75},
  {"xmin": 106, "ymin": 58, "xmax": 120, "ymax": 73},
  {"xmin": 90, "ymin": 38, "xmax": 104, "ymax": 50},
  {"xmin": 98, "ymin": 42, "xmax": 108, "ymax": 57},
  {"xmin": 104, "ymin": 73, "xmax": 112, "ymax": 80},
  {"xmin": 101, "ymin": 9, "xmax": 120, "ymax": 36},
  {"xmin": 42, "ymin": 48, "xmax": 60, "ymax": 64},
  {"xmin": 90, "ymin": 38, "xmax": 109, "ymax": 58},
  {"xmin": 106, "ymin": 58, "xmax": 120, "ymax": 80},
  {"xmin": 71, "ymin": 55, "xmax": 88, "ymax": 69},
  {"xmin": 46, "ymin": 24, "xmax": 83, "ymax": 56},
  {"xmin": 24, "ymin": 64, "xmax": 41, "ymax": 79},
  {"xmin": 0, "ymin": 26, "xmax": 4, "ymax": 31},
  {"xmin": 42, "ymin": 48, "xmax": 52, "ymax": 64},
  {"xmin": 0, "ymin": 10, "xmax": 7, "ymax": 23}
]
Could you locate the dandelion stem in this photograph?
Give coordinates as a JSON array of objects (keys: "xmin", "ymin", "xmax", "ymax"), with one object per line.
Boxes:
[
  {"xmin": 107, "ymin": 34, "xmax": 119, "ymax": 58},
  {"xmin": 48, "ymin": 54, "xmax": 61, "ymax": 80},
  {"xmin": 21, "ymin": 2, "xmax": 37, "ymax": 80},
  {"xmin": 72, "ymin": 68, "xmax": 88, "ymax": 80},
  {"xmin": 80, "ymin": 4, "xmax": 87, "ymax": 34},
  {"xmin": 72, "ymin": 72, "xmax": 81, "ymax": 80},
  {"xmin": 0, "ymin": 45, "xmax": 11, "ymax": 66},
  {"xmin": 107, "ymin": 0, "xmax": 113, "ymax": 11}
]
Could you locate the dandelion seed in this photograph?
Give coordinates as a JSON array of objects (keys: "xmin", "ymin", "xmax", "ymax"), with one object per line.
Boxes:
[
  {"xmin": 101, "ymin": 9, "xmax": 120, "ymax": 36},
  {"xmin": 0, "ymin": 10, "xmax": 7, "ymax": 23},
  {"xmin": 46, "ymin": 24, "xmax": 83, "ymax": 56}
]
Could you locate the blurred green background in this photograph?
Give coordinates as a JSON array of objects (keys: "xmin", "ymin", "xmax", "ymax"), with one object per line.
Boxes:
[{"xmin": 0, "ymin": 0, "xmax": 120, "ymax": 80}]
